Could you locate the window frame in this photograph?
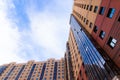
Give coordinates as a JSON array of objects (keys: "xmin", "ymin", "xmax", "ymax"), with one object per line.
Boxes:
[
  {"xmin": 107, "ymin": 37, "xmax": 117, "ymax": 48},
  {"xmin": 99, "ymin": 30, "xmax": 106, "ymax": 39},
  {"xmin": 93, "ymin": 25, "xmax": 98, "ymax": 33},
  {"xmin": 94, "ymin": 6, "xmax": 98, "ymax": 13},
  {"xmin": 99, "ymin": 7, "xmax": 105, "ymax": 15},
  {"xmin": 86, "ymin": 5, "xmax": 89, "ymax": 10},
  {"xmin": 89, "ymin": 22, "xmax": 93, "ymax": 28},
  {"xmin": 89, "ymin": 5, "xmax": 93, "ymax": 11},
  {"xmin": 107, "ymin": 8, "xmax": 115, "ymax": 18}
]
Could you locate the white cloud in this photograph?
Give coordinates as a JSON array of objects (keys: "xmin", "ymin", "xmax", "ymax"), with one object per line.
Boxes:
[
  {"xmin": 0, "ymin": 0, "xmax": 73, "ymax": 65},
  {"xmin": 0, "ymin": 0, "xmax": 25, "ymax": 65},
  {"xmin": 28, "ymin": 11, "xmax": 64, "ymax": 59},
  {"xmin": 26, "ymin": 0, "xmax": 73, "ymax": 60}
]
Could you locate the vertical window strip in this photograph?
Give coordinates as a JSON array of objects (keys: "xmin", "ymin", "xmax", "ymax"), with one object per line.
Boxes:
[
  {"xmin": 4, "ymin": 66, "xmax": 15, "ymax": 80},
  {"xmin": 0, "ymin": 66, "xmax": 7, "ymax": 75},
  {"xmin": 40, "ymin": 63, "xmax": 46, "ymax": 80},
  {"xmin": 27, "ymin": 64, "xmax": 36, "ymax": 80},
  {"xmin": 53, "ymin": 62, "xmax": 57, "ymax": 80},
  {"xmin": 15, "ymin": 65, "xmax": 25, "ymax": 80}
]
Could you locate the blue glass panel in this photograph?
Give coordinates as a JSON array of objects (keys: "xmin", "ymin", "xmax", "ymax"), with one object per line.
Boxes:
[
  {"xmin": 110, "ymin": 8, "xmax": 115, "ymax": 18},
  {"xmin": 53, "ymin": 62, "xmax": 57, "ymax": 80},
  {"xmin": 27, "ymin": 64, "xmax": 36, "ymax": 80},
  {"xmin": 15, "ymin": 65, "xmax": 25, "ymax": 80},
  {"xmin": 0, "ymin": 66, "xmax": 7, "ymax": 75},
  {"xmin": 99, "ymin": 7, "xmax": 105, "ymax": 15},
  {"xmin": 107, "ymin": 8, "xmax": 115, "ymax": 18},
  {"xmin": 4, "ymin": 66, "xmax": 15, "ymax": 80},
  {"xmin": 40, "ymin": 63, "xmax": 46, "ymax": 80}
]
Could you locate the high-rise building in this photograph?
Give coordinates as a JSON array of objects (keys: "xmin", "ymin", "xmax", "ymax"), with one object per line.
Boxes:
[
  {"xmin": 0, "ymin": 58, "xmax": 65, "ymax": 80},
  {"xmin": 65, "ymin": 0, "xmax": 120, "ymax": 80},
  {"xmin": 0, "ymin": 0, "xmax": 120, "ymax": 80}
]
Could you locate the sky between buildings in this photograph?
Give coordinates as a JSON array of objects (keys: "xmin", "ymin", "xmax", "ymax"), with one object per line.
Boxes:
[{"xmin": 0, "ymin": 0, "xmax": 73, "ymax": 65}]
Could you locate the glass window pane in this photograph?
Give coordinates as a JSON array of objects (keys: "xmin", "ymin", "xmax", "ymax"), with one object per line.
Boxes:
[
  {"xmin": 112, "ymin": 38, "xmax": 117, "ymax": 43},
  {"xmin": 99, "ymin": 7, "xmax": 105, "ymax": 15},
  {"xmin": 110, "ymin": 42, "xmax": 115, "ymax": 47},
  {"xmin": 107, "ymin": 8, "xmax": 115, "ymax": 18}
]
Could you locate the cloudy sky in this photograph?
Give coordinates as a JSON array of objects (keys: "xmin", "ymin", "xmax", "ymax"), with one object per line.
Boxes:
[{"xmin": 0, "ymin": 0, "xmax": 73, "ymax": 65}]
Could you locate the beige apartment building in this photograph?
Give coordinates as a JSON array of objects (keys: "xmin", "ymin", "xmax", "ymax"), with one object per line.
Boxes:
[
  {"xmin": 0, "ymin": 58, "xmax": 65, "ymax": 80},
  {"xmin": 73, "ymin": 0, "xmax": 101, "ymax": 34}
]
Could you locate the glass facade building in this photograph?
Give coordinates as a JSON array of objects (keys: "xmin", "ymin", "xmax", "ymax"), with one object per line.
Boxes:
[{"xmin": 68, "ymin": 14, "xmax": 120, "ymax": 80}]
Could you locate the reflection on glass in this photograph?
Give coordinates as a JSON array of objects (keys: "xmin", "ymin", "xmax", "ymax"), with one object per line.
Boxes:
[{"xmin": 70, "ymin": 15, "xmax": 117, "ymax": 80}]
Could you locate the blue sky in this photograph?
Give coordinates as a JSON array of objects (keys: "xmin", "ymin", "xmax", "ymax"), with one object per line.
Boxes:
[{"xmin": 0, "ymin": 0, "xmax": 73, "ymax": 65}]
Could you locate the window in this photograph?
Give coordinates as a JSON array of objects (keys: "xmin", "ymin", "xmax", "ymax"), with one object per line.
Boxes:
[
  {"xmin": 78, "ymin": 64, "xmax": 80, "ymax": 68},
  {"xmin": 118, "ymin": 16, "xmax": 120, "ymax": 22},
  {"xmin": 89, "ymin": 22, "xmax": 93, "ymax": 28},
  {"xmin": 81, "ymin": 16, "xmax": 83, "ymax": 20},
  {"xmin": 58, "ymin": 76, "xmax": 60, "ymax": 79},
  {"xmin": 107, "ymin": 8, "xmax": 115, "ymax": 18},
  {"xmin": 94, "ymin": 6, "xmax": 98, "ymax": 13},
  {"xmin": 82, "ymin": 4, "xmax": 84, "ymax": 8},
  {"xmin": 107, "ymin": 37, "xmax": 117, "ymax": 48},
  {"xmin": 80, "ymin": 70, "xmax": 82, "ymax": 76},
  {"xmin": 86, "ymin": 20, "xmax": 89, "ymax": 25},
  {"xmin": 82, "ymin": 63, "xmax": 84, "ymax": 67},
  {"xmin": 99, "ymin": 31, "xmax": 105, "ymax": 39},
  {"xmin": 89, "ymin": 5, "xmax": 93, "ymax": 11},
  {"xmin": 99, "ymin": 7, "xmax": 105, "ymax": 15},
  {"xmin": 36, "ymin": 78, "xmax": 38, "ymax": 80},
  {"xmin": 84, "ymin": 5, "xmax": 86, "ymax": 9},
  {"xmin": 84, "ymin": 18, "xmax": 86, "ymax": 23},
  {"xmin": 86, "ymin": 5, "xmax": 89, "ymax": 10},
  {"xmin": 93, "ymin": 26, "xmax": 98, "ymax": 33},
  {"xmin": 49, "ymin": 77, "xmax": 52, "ymax": 79}
]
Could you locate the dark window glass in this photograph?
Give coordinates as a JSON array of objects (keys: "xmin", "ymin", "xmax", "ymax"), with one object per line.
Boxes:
[
  {"xmin": 94, "ymin": 6, "xmax": 98, "ymax": 13},
  {"xmin": 81, "ymin": 4, "xmax": 83, "ymax": 8},
  {"xmin": 84, "ymin": 5, "xmax": 86, "ymax": 9},
  {"xmin": 89, "ymin": 5, "xmax": 93, "ymax": 11},
  {"xmin": 118, "ymin": 16, "xmax": 120, "ymax": 22},
  {"xmin": 82, "ymin": 63, "xmax": 84, "ymax": 67},
  {"xmin": 80, "ymin": 70, "xmax": 82, "ymax": 76},
  {"xmin": 107, "ymin": 8, "xmax": 115, "ymax": 18},
  {"xmin": 99, "ymin": 7, "xmax": 105, "ymax": 15},
  {"xmin": 89, "ymin": 22, "xmax": 93, "ymax": 28},
  {"xmin": 86, "ymin": 20, "xmax": 89, "ymax": 25},
  {"xmin": 107, "ymin": 37, "xmax": 117, "ymax": 48},
  {"xmin": 93, "ymin": 26, "xmax": 98, "ymax": 33},
  {"xmin": 99, "ymin": 31, "xmax": 105, "ymax": 39},
  {"xmin": 84, "ymin": 18, "xmax": 86, "ymax": 22},
  {"xmin": 81, "ymin": 16, "xmax": 83, "ymax": 20},
  {"xmin": 86, "ymin": 5, "xmax": 89, "ymax": 10}
]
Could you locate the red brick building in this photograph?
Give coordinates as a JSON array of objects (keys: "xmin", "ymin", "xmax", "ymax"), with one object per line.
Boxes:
[{"xmin": 92, "ymin": 0, "xmax": 120, "ymax": 68}]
